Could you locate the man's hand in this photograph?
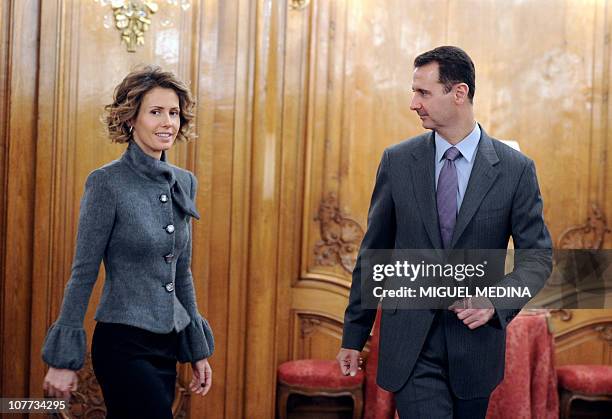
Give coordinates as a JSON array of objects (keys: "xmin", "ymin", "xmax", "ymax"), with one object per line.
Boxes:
[
  {"xmin": 190, "ymin": 358, "xmax": 212, "ymax": 396},
  {"xmin": 336, "ymin": 348, "xmax": 361, "ymax": 376},
  {"xmin": 449, "ymin": 297, "xmax": 495, "ymax": 330}
]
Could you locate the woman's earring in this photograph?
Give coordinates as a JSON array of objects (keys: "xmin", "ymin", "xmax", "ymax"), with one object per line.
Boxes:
[{"xmin": 129, "ymin": 125, "xmax": 134, "ymax": 134}]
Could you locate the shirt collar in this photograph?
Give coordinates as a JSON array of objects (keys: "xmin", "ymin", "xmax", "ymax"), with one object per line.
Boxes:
[{"xmin": 435, "ymin": 123, "xmax": 481, "ymax": 163}]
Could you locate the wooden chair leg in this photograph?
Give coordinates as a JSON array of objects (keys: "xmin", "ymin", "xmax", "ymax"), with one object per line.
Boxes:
[
  {"xmin": 277, "ymin": 384, "xmax": 291, "ymax": 419},
  {"xmin": 351, "ymin": 388, "xmax": 364, "ymax": 419},
  {"xmin": 559, "ymin": 389, "xmax": 573, "ymax": 419}
]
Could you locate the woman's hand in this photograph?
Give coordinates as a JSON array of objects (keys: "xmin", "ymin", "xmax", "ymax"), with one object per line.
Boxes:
[
  {"xmin": 43, "ymin": 367, "xmax": 78, "ymax": 399},
  {"xmin": 190, "ymin": 358, "xmax": 212, "ymax": 396}
]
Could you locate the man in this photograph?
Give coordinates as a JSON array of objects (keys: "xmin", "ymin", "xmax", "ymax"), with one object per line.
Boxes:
[{"xmin": 337, "ymin": 46, "xmax": 552, "ymax": 418}]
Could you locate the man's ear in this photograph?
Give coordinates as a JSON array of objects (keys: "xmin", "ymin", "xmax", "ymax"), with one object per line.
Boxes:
[{"xmin": 453, "ymin": 83, "xmax": 469, "ymax": 104}]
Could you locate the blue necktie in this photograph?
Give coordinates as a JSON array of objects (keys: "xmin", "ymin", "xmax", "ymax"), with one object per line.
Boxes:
[{"xmin": 437, "ymin": 147, "xmax": 461, "ymax": 248}]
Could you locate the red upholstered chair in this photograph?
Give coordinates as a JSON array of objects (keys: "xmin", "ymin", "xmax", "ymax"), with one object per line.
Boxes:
[
  {"xmin": 277, "ymin": 359, "xmax": 365, "ymax": 419},
  {"xmin": 276, "ymin": 308, "xmax": 390, "ymax": 419},
  {"xmin": 557, "ymin": 365, "xmax": 612, "ymax": 419},
  {"xmin": 277, "ymin": 309, "xmax": 394, "ymax": 419}
]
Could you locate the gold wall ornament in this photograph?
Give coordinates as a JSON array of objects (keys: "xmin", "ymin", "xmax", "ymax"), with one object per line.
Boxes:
[
  {"xmin": 290, "ymin": 0, "xmax": 311, "ymax": 10},
  {"xmin": 111, "ymin": 0, "xmax": 159, "ymax": 52}
]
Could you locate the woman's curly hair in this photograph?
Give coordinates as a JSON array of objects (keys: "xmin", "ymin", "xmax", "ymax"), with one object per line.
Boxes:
[{"xmin": 104, "ymin": 65, "xmax": 196, "ymax": 143}]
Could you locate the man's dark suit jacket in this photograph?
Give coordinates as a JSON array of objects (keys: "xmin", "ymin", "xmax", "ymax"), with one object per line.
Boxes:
[{"xmin": 342, "ymin": 127, "xmax": 552, "ymax": 398}]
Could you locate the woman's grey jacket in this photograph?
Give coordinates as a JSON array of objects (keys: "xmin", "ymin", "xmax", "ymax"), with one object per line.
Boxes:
[{"xmin": 42, "ymin": 141, "xmax": 214, "ymax": 370}]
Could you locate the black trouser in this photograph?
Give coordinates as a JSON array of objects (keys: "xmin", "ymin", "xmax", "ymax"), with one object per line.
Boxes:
[
  {"xmin": 394, "ymin": 311, "xmax": 490, "ymax": 419},
  {"xmin": 92, "ymin": 322, "xmax": 178, "ymax": 419}
]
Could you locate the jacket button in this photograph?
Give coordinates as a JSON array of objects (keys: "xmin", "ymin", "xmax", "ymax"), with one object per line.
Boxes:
[
  {"xmin": 159, "ymin": 194, "xmax": 169, "ymax": 203},
  {"xmin": 164, "ymin": 253, "xmax": 174, "ymax": 263},
  {"xmin": 164, "ymin": 282, "xmax": 174, "ymax": 293},
  {"xmin": 165, "ymin": 224, "xmax": 175, "ymax": 234}
]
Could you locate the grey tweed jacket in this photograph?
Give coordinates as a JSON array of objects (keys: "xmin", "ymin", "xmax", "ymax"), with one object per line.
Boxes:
[{"xmin": 42, "ymin": 141, "xmax": 214, "ymax": 370}]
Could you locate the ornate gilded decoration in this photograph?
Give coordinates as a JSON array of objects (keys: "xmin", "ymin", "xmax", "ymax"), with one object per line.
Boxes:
[
  {"xmin": 290, "ymin": 0, "xmax": 311, "ymax": 10},
  {"xmin": 110, "ymin": 0, "xmax": 159, "ymax": 52},
  {"xmin": 314, "ymin": 194, "xmax": 365, "ymax": 273},
  {"xmin": 558, "ymin": 204, "xmax": 610, "ymax": 249}
]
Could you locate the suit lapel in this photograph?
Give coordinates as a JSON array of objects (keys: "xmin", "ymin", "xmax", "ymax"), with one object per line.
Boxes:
[
  {"xmin": 450, "ymin": 129, "xmax": 500, "ymax": 248},
  {"xmin": 409, "ymin": 133, "xmax": 443, "ymax": 249}
]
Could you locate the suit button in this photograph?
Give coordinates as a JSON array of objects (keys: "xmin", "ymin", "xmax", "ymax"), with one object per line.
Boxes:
[
  {"xmin": 165, "ymin": 224, "xmax": 175, "ymax": 234},
  {"xmin": 164, "ymin": 282, "xmax": 174, "ymax": 293},
  {"xmin": 159, "ymin": 194, "xmax": 169, "ymax": 203},
  {"xmin": 164, "ymin": 253, "xmax": 174, "ymax": 263}
]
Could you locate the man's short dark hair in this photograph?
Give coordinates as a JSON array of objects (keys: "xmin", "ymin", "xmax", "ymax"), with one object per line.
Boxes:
[{"xmin": 414, "ymin": 46, "xmax": 475, "ymax": 102}]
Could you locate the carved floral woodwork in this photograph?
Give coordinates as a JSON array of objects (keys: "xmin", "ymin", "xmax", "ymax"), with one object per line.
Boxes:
[
  {"xmin": 301, "ymin": 317, "xmax": 322, "ymax": 338},
  {"xmin": 594, "ymin": 324, "xmax": 612, "ymax": 343},
  {"xmin": 549, "ymin": 204, "xmax": 610, "ymax": 289},
  {"xmin": 313, "ymin": 194, "xmax": 365, "ymax": 273},
  {"xmin": 558, "ymin": 204, "xmax": 610, "ymax": 249},
  {"xmin": 289, "ymin": 0, "xmax": 311, "ymax": 10}
]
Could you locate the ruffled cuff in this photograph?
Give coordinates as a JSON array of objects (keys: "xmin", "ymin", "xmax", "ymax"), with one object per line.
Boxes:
[
  {"xmin": 177, "ymin": 314, "xmax": 214, "ymax": 363},
  {"xmin": 41, "ymin": 323, "xmax": 87, "ymax": 370}
]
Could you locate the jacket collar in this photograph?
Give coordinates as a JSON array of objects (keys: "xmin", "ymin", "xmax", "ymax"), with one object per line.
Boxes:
[
  {"xmin": 122, "ymin": 141, "xmax": 200, "ymax": 219},
  {"xmin": 123, "ymin": 140, "xmax": 174, "ymax": 184}
]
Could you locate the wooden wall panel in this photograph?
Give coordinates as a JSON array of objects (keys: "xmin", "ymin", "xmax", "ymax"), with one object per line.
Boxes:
[
  {"xmin": 0, "ymin": 0, "xmax": 9, "ymax": 396},
  {"xmin": 0, "ymin": 0, "xmax": 40, "ymax": 401},
  {"xmin": 301, "ymin": 0, "xmax": 608, "ymax": 287},
  {"xmin": 0, "ymin": 1, "xmax": 611, "ymax": 418},
  {"xmin": 291, "ymin": 312, "xmax": 346, "ymax": 360},
  {"xmin": 242, "ymin": 0, "xmax": 287, "ymax": 416},
  {"xmin": 189, "ymin": 1, "xmax": 254, "ymax": 417},
  {"xmin": 551, "ymin": 310, "xmax": 612, "ymax": 365}
]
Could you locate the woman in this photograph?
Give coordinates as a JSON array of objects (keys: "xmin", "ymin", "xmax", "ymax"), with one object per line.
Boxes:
[{"xmin": 42, "ymin": 65, "xmax": 214, "ymax": 419}]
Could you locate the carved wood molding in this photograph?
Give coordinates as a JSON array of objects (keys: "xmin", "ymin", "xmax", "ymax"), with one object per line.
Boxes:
[
  {"xmin": 313, "ymin": 194, "xmax": 365, "ymax": 273},
  {"xmin": 558, "ymin": 204, "xmax": 610, "ymax": 249},
  {"xmin": 549, "ymin": 309, "xmax": 573, "ymax": 321},
  {"xmin": 301, "ymin": 317, "xmax": 322, "ymax": 338},
  {"xmin": 292, "ymin": 312, "xmax": 345, "ymax": 359},
  {"xmin": 289, "ymin": 0, "xmax": 311, "ymax": 10},
  {"xmin": 594, "ymin": 324, "xmax": 612, "ymax": 343},
  {"xmin": 292, "ymin": 311, "xmax": 371, "ymax": 360}
]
